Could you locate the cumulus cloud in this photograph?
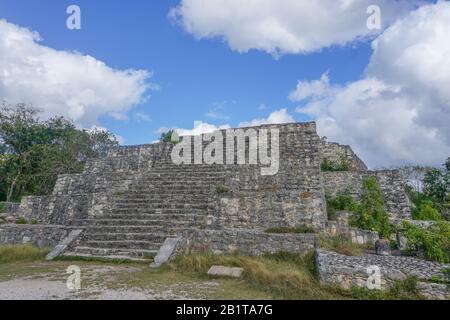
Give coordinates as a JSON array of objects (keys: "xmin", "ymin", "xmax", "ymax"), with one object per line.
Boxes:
[
  {"xmin": 160, "ymin": 108, "xmax": 295, "ymax": 137},
  {"xmin": 293, "ymin": 2, "xmax": 450, "ymax": 168},
  {"xmin": 170, "ymin": 0, "xmax": 419, "ymax": 56},
  {"xmin": 239, "ymin": 108, "xmax": 295, "ymax": 127},
  {"xmin": 0, "ymin": 20, "xmax": 152, "ymax": 127}
]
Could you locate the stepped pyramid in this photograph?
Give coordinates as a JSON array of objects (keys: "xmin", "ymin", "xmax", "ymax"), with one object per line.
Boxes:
[{"xmin": 14, "ymin": 122, "xmax": 411, "ymax": 261}]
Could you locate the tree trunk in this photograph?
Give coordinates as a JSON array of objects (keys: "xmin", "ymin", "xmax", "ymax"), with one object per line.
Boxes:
[{"xmin": 6, "ymin": 173, "xmax": 19, "ymax": 202}]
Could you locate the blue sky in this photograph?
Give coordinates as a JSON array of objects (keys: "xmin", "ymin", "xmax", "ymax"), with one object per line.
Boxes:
[
  {"xmin": 0, "ymin": 0, "xmax": 371, "ymax": 143},
  {"xmin": 0, "ymin": 0, "xmax": 448, "ymax": 167}
]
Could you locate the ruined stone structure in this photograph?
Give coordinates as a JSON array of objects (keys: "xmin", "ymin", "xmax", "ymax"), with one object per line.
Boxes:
[{"xmin": 1, "ymin": 122, "xmax": 411, "ymax": 261}]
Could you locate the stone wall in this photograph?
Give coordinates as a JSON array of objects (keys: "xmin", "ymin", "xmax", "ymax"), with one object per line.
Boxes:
[
  {"xmin": 0, "ymin": 225, "xmax": 75, "ymax": 248},
  {"xmin": 322, "ymin": 170, "xmax": 411, "ymax": 220},
  {"xmin": 316, "ymin": 249, "xmax": 449, "ymax": 300},
  {"xmin": 178, "ymin": 228, "xmax": 317, "ymax": 256},
  {"xmin": 0, "ymin": 202, "xmax": 20, "ymax": 215},
  {"xmin": 326, "ymin": 221, "xmax": 379, "ymax": 245},
  {"xmin": 320, "ymin": 141, "xmax": 368, "ymax": 171}
]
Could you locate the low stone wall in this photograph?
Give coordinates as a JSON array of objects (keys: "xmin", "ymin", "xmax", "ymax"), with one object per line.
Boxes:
[
  {"xmin": 0, "ymin": 225, "xmax": 75, "ymax": 248},
  {"xmin": 316, "ymin": 249, "xmax": 449, "ymax": 300},
  {"xmin": 178, "ymin": 228, "xmax": 317, "ymax": 256},
  {"xmin": 0, "ymin": 202, "xmax": 20, "ymax": 215},
  {"xmin": 326, "ymin": 221, "xmax": 379, "ymax": 245}
]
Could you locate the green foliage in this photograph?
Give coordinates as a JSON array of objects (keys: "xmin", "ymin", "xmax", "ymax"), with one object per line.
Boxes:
[
  {"xmin": 265, "ymin": 226, "xmax": 317, "ymax": 234},
  {"xmin": 16, "ymin": 217, "xmax": 26, "ymax": 224},
  {"xmin": 160, "ymin": 130, "xmax": 179, "ymax": 144},
  {"xmin": 326, "ymin": 190, "xmax": 357, "ymax": 220},
  {"xmin": 30, "ymin": 219, "xmax": 38, "ymax": 225},
  {"xmin": 0, "ymin": 202, "xmax": 4, "ymax": 213},
  {"xmin": 413, "ymin": 200, "xmax": 442, "ymax": 221},
  {"xmin": 402, "ymin": 221, "xmax": 450, "ymax": 263},
  {"xmin": 320, "ymin": 157, "xmax": 350, "ymax": 172},
  {"xmin": 349, "ymin": 177, "xmax": 392, "ymax": 238},
  {"xmin": 0, "ymin": 103, "xmax": 119, "ymax": 202},
  {"xmin": 216, "ymin": 185, "xmax": 230, "ymax": 194}
]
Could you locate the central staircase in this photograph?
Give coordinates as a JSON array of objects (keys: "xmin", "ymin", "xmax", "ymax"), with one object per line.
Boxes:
[{"xmin": 63, "ymin": 163, "xmax": 230, "ymax": 261}]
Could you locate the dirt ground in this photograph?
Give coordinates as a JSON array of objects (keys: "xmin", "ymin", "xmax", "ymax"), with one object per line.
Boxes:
[{"xmin": 0, "ymin": 261, "xmax": 271, "ymax": 300}]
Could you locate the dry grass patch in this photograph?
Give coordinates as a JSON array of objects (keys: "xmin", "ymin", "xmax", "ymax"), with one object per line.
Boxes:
[{"xmin": 0, "ymin": 245, "xmax": 49, "ymax": 263}]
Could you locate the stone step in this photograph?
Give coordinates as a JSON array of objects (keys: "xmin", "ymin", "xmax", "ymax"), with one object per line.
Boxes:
[
  {"xmin": 86, "ymin": 233, "xmax": 169, "ymax": 242},
  {"xmin": 62, "ymin": 252, "xmax": 150, "ymax": 263},
  {"xmin": 68, "ymin": 246, "xmax": 158, "ymax": 259},
  {"xmin": 115, "ymin": 193, "xmax": 212, "ymax": 199},
  {"xmin": 110, "ymin": 208, "xmax": 208, "ymax": 215},
  {"xmin": 79, "ymin": 219, "xmax": 202, "ymax": 227},
  {"xmin": 113, "ymin": 203, "xmax": 209, "ymax": 210},
  {"xmin": 91, "ymin": 213, "xmax": 206, "ymax": 220},
  {"xmin": 84, "ymin": 225, "xmax": 186, "ymax": 233},
  {"xmin": 85, "ymin": 240, "xmax": 162, "ymax": 250}
]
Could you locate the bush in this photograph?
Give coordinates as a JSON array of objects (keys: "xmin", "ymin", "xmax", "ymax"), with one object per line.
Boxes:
[
  {"xmin": 0, "ymin": 202, "xmax": 4, "ymax": 213},
  {"xmin": 326, "ymin": 190, "xmax": 357, "ymax": 220},
  {"xmin": 160, "ymin": 130, "xmax": 179, "ymax": 144},
  {"xmin": 413, "ymin": 200, "xmax": 442, "ymax": 221},
  {"xmin": 30, "ymin": 219, "xmax": 38, "ymax": 225},
  {"xmin": 350, "ymin": 177, "xmax": 392, "ymax": 239},
  {"xmin": 402, "ymin": 221, "xmax": 450, "ymax": 263},
  {"xmin": 321, "ymin": 157, "xmax": 350, "ymax": 172}
]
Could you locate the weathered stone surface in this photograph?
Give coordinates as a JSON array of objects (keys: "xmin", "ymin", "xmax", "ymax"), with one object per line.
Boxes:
[
  {"xmin": 316, "ymin": 249, "xmax": 450, "ymax": 299},
  {"xmin": 45, "ymin": 229, "xmax": 83, "ymax": 261},
  {"xmin": 0, "ymin": 225, "xmax": 76, "ymax": 248},
  {"xmin": 323, "ymin": 171, "xmax": 411, "ymax": 220},
  {"xmin": 178, "ymin": 228, "xmax": 317, "ymax": 256},
  {"xmin": 375, "ymin": 239, "xmax": 391, "ymax": 256},
  {"xmin": 326, "ymin": 220, "xmax": 379, "ymax": 245},
  {"xmin": 207, "ymin": 266, "xmax": 244, "ymax": 278},
  {"xmin": 151, "ymin": 237, "xmax": 182, "ymax": 268}
]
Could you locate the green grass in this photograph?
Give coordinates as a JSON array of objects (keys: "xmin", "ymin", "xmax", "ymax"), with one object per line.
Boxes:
[
  {"xmin": 265, "ymin": 226, "xmax": 317, "ymax": 234},
  {"xmin": 0, "ymin": 245, "xmax": 49, "ymax": 263}
]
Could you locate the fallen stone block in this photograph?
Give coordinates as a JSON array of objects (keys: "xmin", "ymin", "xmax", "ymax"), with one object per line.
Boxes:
[{"xmin": 207, "ymin": 266, "xmax": 244, "ymax": 278}]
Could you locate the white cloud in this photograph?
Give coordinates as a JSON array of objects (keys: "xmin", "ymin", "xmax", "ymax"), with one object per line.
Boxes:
[
  {"xmin": 205, "ymin": 101, "xmax": 230, "ymax": 120},
  {"xmin": 134, "ymin": 112, "xmax": 152, "ymax": 123},
  {"xmin": 0, "ymin": 20, "xmax": 152, "ymax": 127},
  {"xmin": 175, "ymin": 121, "xmax": 231, "ymax": 136},
  {"xmin": 294, "ymin": 2, "xmax": 450, "ymax": 168},
  {"xmin": 160, "ymin": 109, "xmax": 295, "ymax": 137},
  {"xmin": 239, "ymin": 108, "xmax": 295, "ymax": 127},
  {"xmin": 289, "ymin": 72, "xmax": 335, "ymax": 101},
  {"xmin": 170, "ymin": 0, "xmax": 419, "ymax": 56}
]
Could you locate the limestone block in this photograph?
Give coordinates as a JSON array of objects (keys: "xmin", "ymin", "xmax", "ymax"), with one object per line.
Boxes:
[{"xmin": 207, "ymin": 266, "xmax": 244, "ymax": 278}]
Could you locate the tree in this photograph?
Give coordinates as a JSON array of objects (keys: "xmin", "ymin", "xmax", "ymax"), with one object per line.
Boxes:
[{"xmin": 0, "ymin": 103, "xmax": 119, "ymax": 202}]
